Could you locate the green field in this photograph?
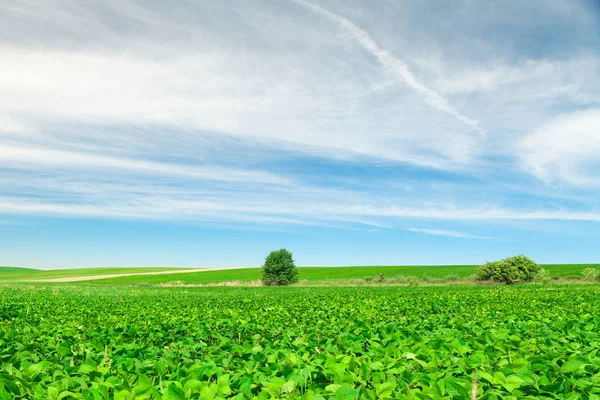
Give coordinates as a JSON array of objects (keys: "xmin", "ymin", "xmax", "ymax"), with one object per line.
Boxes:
[
  {"xmin": 0, "ymin": 267, "xmax": 189, "ymax": 282},
  {"xmin": 2, "ymin": 264, "xmax": 598, "ymax": 286},
  {"xmin": 88, "ymin": 264, "xmax": 597, "ymax": 286},
  {"xmin": 1, "ymin": 284, "xmax": 600, "ymax": 398},
  {"xmin": 85, "ymin": 265, "xmax": 475, "ymax": 285},
  {"xmin": 0, "ymin": 267, "xmax": 38, "ymax": 274}
]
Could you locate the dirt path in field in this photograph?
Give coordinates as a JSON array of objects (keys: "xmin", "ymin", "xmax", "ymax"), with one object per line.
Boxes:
[{"xmin": 35, "ymin": 266, "xmax": 259, "ymax": 283}]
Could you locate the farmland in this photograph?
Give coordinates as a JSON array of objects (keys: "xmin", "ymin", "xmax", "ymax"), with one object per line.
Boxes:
[
  {"xmin": 85, "ymin": 265, "xmax": 476, "ymax": 286},
  {"xmin": 2, "ymin": 264, "xmax": 598, "ymax": 286},
  {"xmin": 1, "ymin": 284, "xmax": 600, "ymax": 399},
  {"xmin": 86, "ymin": 264, "xmax": 598, "ymax": 286},
  {"xmin": 0, "ymin": 267, "xmax": 190, "ymax": 282}
]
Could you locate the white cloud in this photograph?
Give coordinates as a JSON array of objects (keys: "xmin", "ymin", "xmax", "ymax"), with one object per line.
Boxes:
[
  {"xmin": 408, "ymin": 228, "xmax": 490, "ymax": 239},
  {"xmin": 0, "ymin": 220, "xmax": 27, "ymax": 225},
  {"xmin": 0, "ymin": 143, "xmax": 289, "ymax": 184},
  {"xmin": 519, "ymin": 109, "xmax": 600, "ymax": 185},
  {"xmin": 343, "ymin": 205, "xmax": 600, "ymax": 222},
  {"xmin": 0, "ymin": 114, "xmax": 28, "ymax": 132},
  {"xmin": 0, "ymin": 0, "xmax": 485, "ymax": 170},
  {"xmin": 0, "ymin": 0, "xmax": 598, "ymax": 231},
  {"xmin": 1, "ymin": 181, "xmax": 600, "ymax": 225},
  {"xmin": 291, "ymin": 0, "xmax": 485, "ymax": 135}
]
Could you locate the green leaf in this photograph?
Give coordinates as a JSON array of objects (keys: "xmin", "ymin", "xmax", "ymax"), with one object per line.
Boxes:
[
  {"xmin": 47, "ymin": 386, "xmax": 59, "ymax": 398},
  {"xmin": 114, "ymin": 390, "xmax": 132, "ymax": 400},
  {"xmin": 133, "ymin": 384, "xmax": 154, "ymax": 399},
  {"xmin": 183, "ymin": 380, "xmax": 203, "ymax": 393},
  {"xmin": 446, "ymin": 380, "xmax": 469, "ymax": 398},
  {"xmin": 57, "ymin": 391, "xmax": 84, "ymax": 400},
  {"xmin": 501, "ymin": 375, "xmax": 524, "ymax": 393},
  {"xmin": 326, "ymin": 384, "xmax": 342, "ymax": 393},
  {"xmin": 281, "ymin": 380, "xmax": 296, "ymax": 394},
  {"xmin": 0, "ymin": 378, "xmax": 19, "ymax": 395},
  {"xmin": 335, "ymin": 386, "xmax": 358, "ymax": 400},
  {"xmin": 77, "ymin": 363, "xmax": 96, "ymax": 374},
  {"xmin": 162, "ymin": 384, "xmax": 185, "ymax": 400},
  {"xmin": 217, "ymin": 374, "xmax": 231, "ymax": 396},
  {"xmin": 0, "ymin": 386, "xmax": 12, "ymax": 400},
  {"xmin": 562, "ymin": 359, "xmax": 586, "ymax": 373},
  {"xmin": 375, "ymin": 381, "xmax": 396, "ymax": 398},
  {"xmin": 24, "ymin": 362, "xmax": 46, "ymax": 379},
  {"xmin": 369, "ymin": 361, "xmax": 384, "ymax": 371}
]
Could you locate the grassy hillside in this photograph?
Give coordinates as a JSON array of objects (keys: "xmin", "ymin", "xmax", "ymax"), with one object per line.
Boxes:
[
  {"xmin": 0, "ymin": 267, "xmax": 188, "ymax": 281},
  {"xmin": 87, "ymin": 267, "xmax": 261, "ymax": 285},
  {"xmin": 86, "ymin": 264, "xmax": 599, "ymax": 285},
  {"xmin": 89, "ymin": 265, "xmax": 476, "ymax": 285},
  {"xmin": 539, "ymin": 264, "xmax": 599, "ymax": 277},
  {"xmin": 1, "ymin": 264, "xmax": 596, "ymax": 285},
  {"xmin": 0, "ymin": 266, "xmax": 39, "ymax": 273}
]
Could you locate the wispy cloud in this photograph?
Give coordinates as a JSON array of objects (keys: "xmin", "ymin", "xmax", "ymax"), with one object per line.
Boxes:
[
  {"xmin": 0, "ymin": 143, "xmax": 289, "ymax": 184},
  {"xmin": 0, "ymin": 0, "xmax": 598, "ymax": 236},
  {"xmin": 408, "ymin": 228, "xmax": 491, "ymax": 239},
  {"xmin": 518, "ymin": 109, "xmax": 600, "ymax": 186},
  {"xmin": 0, "ymin": 220, "xmax": 28, "ymax": 226},
  {"xmin": 291, "ymin": 0, "xmax": 485, "ymax": 135},
  {"xmin": 2, "ymin": 177, "xmax": 600, "ymax": 227}
]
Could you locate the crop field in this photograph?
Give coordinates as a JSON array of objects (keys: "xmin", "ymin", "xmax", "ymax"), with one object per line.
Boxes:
[
  {"xmin": 86, "ymin": 266, "xmax": 476, "ymax": 286},
  {"xmin": 1, "ymin": 284, "xmax": 600, "ymax": 399},
  {"xmin": 2, "ymin": 265, "xmax": 598, "ymax": 286},
  {"xmin": 84, "ymin": 264, "xmax": 598, "ymax": 285},
  {"xmin": 0, "ymin": 267, "xmax": 191, "ymax": 282},
  {"xmin": 0, "ymin": 267, "xmax": 38, "ymax": 274}
]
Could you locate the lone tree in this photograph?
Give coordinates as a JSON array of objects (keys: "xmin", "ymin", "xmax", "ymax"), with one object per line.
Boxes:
[
  {"xmin": 262, "ymin": 248, "xmax": 298, "ymax": 286},
  {"xmin": 477, "ymin": 254, "xmax": 541, "ymax": 285}
]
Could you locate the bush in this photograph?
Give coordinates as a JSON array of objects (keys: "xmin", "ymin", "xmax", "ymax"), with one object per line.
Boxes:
[
  {"xmin": 477, "ymin": 255, "xmax": 541, "ymax": 285},
  {"xmin": 406, "ymin": 276, "xmax": 420, "ymax": 286},
  {"xmin": 534, "ymin": 268, "xmax": 552, "ymax": 284},
  {"xmin": 444, "ymin": 274, "xmax": 461, "ymax": 282},
  {"xmin": 262, "ymin": 248, "xmax": 299, "ymax": 286},
  {"xmin": 582, "ymin": 268, "xmax": 600, "ymax": 281}
]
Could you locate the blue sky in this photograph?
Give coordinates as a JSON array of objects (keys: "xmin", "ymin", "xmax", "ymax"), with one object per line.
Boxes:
[{"xmin": 1, "ymin": 0, "xmax": 599, "ymax": 269}]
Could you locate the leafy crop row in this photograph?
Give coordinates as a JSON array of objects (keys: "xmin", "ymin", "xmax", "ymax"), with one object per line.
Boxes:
[{"xmin": 1, "ymin": 285, "xmax": 600, "ymax": 399}]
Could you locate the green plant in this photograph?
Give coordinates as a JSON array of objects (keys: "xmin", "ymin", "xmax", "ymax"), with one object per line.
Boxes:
[
  {"xmin": 582, "ymin": 267, "xmax": 600, "ymax": 281},
  {"xmin": 406, "ymin": 276, "xmax": 420, "ymax": 286},
  {"xmin": 477, "ymin": 255, "xmax": 541, "ymax": 285},
  {"xmin": 2, "ymin": 284, "xmax": 600, "ymax": 398},
  {"xmin": 444, "ymin": 274, "xmax": 461, "ymax": 282},
  {"xmin": 261, "ymin": 248, "xmax": 298, "ymax": 286},
  {"xmin": 534, "ymin": 268, "xmax": 552, "ymax": 284}
]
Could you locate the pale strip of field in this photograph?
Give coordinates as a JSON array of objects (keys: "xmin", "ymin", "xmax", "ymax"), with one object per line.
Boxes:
[{"xmin": 32, "ymin": 266, "xmax": 260, "ymax": 283}]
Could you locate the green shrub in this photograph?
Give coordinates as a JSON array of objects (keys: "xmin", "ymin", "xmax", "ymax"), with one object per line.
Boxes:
[
  {"xmin": 262, "ymin": 248, "xmax": 298, "ymax": 286},
  {"xmin": 477, "ymin": 255, "xmax": 541, "ymax": 285},
  {"xmin": 444, "ymin": 274, "xmax": 461, "ymax": 282},
  {"xmin": 406, "ymin": 276, "xmax": 420, "ymax": 286},
  {"xmin": 534, "ymin": 268, "xmax": 551, "ymax": 284},
  {"xmin": 582, "ymin": 268, "xmax": 600, "ymax": 281}
]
